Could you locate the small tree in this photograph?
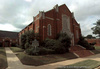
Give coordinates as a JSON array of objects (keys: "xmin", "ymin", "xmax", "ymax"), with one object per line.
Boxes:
[
  {"xmin": 20, "ymin": 30, "xmax": 35, "ymax": 49},
  {"xmin": 91, "ymin": 20, "xmax": 100, "ymax": 38},
  {"xmin": 25, "ymin": 45, "xmax": 40, "ymax": 55},
  {"xmin": 21, "ymin": 34, "xmax": 27, "ymax": 49},
  {"xmin": 25, "ymin": 42, "xmax": 30, "ymax": 49},
  {"xmin": 58, "ymin": 33, "xmax": 71, "ymax": 52},
  {"xmin": 44, "ymin": 38, "xmax": 56, "ymax": 49},
  {"xmin": 25, "ymin": 30, "xmax": 35, "ymax": 44},
  {"xmin": 78, "ymin": 36, "xmax": 95, "ymax": 50},
  {"xmin": 85, "ymin": 35, "xmax": 96, "ymax": 39},
  {"xmin": 53, "ymin": 40, "xmax": 66, "ymax": 54},
  {"xmin": 29, "ymin": 30, "xmax": 35, "ymax": 43}
]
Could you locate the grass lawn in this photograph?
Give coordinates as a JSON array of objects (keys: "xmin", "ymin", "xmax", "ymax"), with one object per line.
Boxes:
[
  {"xmin": 95, "ymin": 46, "xmax": 100, "ymax": 50},
  {"xmin": 10, "ymin": 47, "xmax": 24, "ymax": 52},
  {"xmin": 91, "ymin": 46, "xmax": 100, "ymax": 54},
  {"xmin": 10, "ymin": 47, "xmax": 77, "ymax": 66},
  {"xmin": 0, "ymin": 47, "xmax": 8, "ymax": 69},
  {"xmin": 57, "ymin": 60, "xmax": 100, "ymax": 69}
]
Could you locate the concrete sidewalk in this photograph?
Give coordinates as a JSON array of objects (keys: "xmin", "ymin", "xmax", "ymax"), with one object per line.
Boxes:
[
  {"xmin": 5, "ymin": 47, "xmax": 35, "ymax": 69},
  {"xmin": 34, "ymin": 54, "xmax": 100, "ymax": 69},
  {"xmin": 30, "ymin": 53, "xmax": 100, "ymax": 69},
  {"xmin": 5, "ymin": 47, "xmax": 100, "ymax": 69}
]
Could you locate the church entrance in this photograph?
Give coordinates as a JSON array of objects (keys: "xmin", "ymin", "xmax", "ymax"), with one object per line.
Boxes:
[{"xmin": 4, "ymin": 40, "xmax": 10, "ymax": 47}]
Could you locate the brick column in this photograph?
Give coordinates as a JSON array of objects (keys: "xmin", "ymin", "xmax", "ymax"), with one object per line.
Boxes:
[{"xmin": 3, "ymin": 39, "xmax": 5, "ymax": 47}]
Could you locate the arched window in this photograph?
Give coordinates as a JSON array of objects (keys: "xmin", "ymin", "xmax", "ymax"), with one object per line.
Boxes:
[{"xmin": 48, "ymin": 24, "xmax": 51, "ymax": 36}]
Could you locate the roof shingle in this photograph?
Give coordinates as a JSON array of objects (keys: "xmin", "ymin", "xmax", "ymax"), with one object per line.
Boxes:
[{"xmin": 0, "ymin": 30, "xmax": 18, "ymax": 39}]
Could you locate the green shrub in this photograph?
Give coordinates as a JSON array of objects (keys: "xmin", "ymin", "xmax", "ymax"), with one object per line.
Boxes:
[
  {"xmin": 53, "ymin": 41, "xmax": 66, "ymax": 54},
  {"xmin": 21, "ymin": 34, "xmax": 27, "ymax": 49},
  {"xmin": 58, "ymin": 33, "xmax": 71, "ymax": 52},
  {"xmin": 25, "ymin": 46, "xmax": 39, "ymax": 55},
  {"xmin": 20, "ymin": 31, "xmax": 35, "ymax": 49},
  {"xmin": 11, "ymin": 43, "xmax": 17, "ymax": 47},
  {"xmin": 41, "ymin": 33, "xmax": 71, "ymax": 54},
  {"xmin": 78, "ymin": 36, "xmax": 95, "ymax": 50},
  {"xmin": 88, "ymin": 45, "xmax": 95, "ymax": 50},
  {"xmin": 25, "ymin": 42, "xmax": 30, "ymax": 49},
  {"xmin": 90, "ymin": 42, "xmax": 96, "ymax": 45},
  {"xmin": 25, "ymin": 47, "xmax": 33, "ymax": 55},
  {"xmin": 44, "ymin": 38, "xmax": 56, "ymax": 49},
  {"xmin": 25, "ymin": 32, "xmax": 71, "ymax": 55},
  {"xmin": 38, "ymin": 47, "xmax": 54, "ymax": 55}
]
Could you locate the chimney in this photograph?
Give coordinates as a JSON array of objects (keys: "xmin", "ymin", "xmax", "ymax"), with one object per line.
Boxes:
[
  {"xmin": 53, "ymin": 4, "xmax": 59, "ymax": 12},
  {"xmin": 39, "ymin": 11, "xmax": 45, "ymax": 19},
  {"xmin": 39, "ymin": 11, "xmax": 42, "ymax": 18},
  {"xmin": 42, "ymin": 11, "xmax": 45, "ymax": 19},
  {"xmin": 72, "ymin": 12, "xmax": 74, "ymax": 18},
  {"xmin": 33, "ymin": 16, "xmax": 35, "ymax": 21}
]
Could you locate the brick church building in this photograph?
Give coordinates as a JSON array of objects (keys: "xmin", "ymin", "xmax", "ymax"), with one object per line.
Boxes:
[
  {"xmin": 0, "ymin": 30, "xmax": 18, "ymax": 47},
  {"xmin": 19, "ymin": 4, "xmax": 81, "ymax": 46}
]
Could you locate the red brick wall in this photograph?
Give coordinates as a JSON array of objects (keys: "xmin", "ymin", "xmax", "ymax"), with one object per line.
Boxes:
[
  {"xmin": 72, "ymin": 19, "xmax": 81, "ymax": 44},
  {"xmin": 58, "ymin": 5, "xmax": 81, "ymax": 44},
  {"xmin": 28, "ymin": 23, "xmax": 33, "ymax": 31},
  {"xmin": 87, "ymin": 39, "xmax": 100, "ymax": 46},
  {"xmin": 59, "ymin": 4, "xmax": 72, "ymax": 32},
  {"xmin": 45, "ymin": 9, "xmax": 54, "ymax": 18},
  {"xmin": 34, "ymin": 19, "xmax": 39, "ymax": 33},
  {"xmin": 24, "ymin": 27, "xmax": 28, "ymax": 32},
  {"xmin": 0, "ymin": 37, "xmax": 3, "ymax": 41},
  {"xmin": 38, "ymin": 4, "xmax": 81, "ymax": 45}
]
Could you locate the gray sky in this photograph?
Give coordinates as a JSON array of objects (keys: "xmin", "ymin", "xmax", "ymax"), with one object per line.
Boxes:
[{"xmin": 0, "ymin": 0, "xmax": 100, "ymax": 36}]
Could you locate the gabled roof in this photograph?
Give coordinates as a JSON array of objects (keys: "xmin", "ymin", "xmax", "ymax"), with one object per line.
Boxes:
[
  {"xmin": 59, "ymin": 4, "xmax": 72, "ymax": 13},
  {"xmin": 19, "ymin": 21, "xmax": 34, "ymax": 32},
  {"xmin": 44, "ymin": 4, "xmax": 71, "ymax": 14},
  {"xmin": 0, "ymin": 30, "xmax": 18, "ymax": 39}
]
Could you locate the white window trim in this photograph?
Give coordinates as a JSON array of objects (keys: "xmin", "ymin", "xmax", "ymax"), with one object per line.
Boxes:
[{"xmin": 46, "ymin": 17, "xmax": 54, "ymax": 20}]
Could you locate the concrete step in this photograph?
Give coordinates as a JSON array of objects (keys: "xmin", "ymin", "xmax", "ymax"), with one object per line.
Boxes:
[
  {"xmin": 70, "ymin": 46, "xmax": 94, "ymax": 58},
  {"xmin": 74, "ymin": 50, "xmax": 94, "ymax": 58},
  {"xmin": 70, "ymin": 45, "xmax": 86, "ymax": 52}
]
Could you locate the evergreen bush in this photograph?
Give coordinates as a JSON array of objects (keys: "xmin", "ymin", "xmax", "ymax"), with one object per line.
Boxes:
[
  {"xmin": 53, "ymin": 40, "xmax": 66, "ymax": 54},
  {"xmin": 25, "ymin": 42, "xmax": 30, "ymax": 49},
  {"xmin": 78, "ymin": 36, "xmax": 95, "ymax": 50},
  {"xmin": 25, "ymin": 46, "xmax": 39, "ymax": 55},
  {"xmin": 58, "ymin": 33, "xmax": 71, "ymax": 52},
  {"xmin": 38, "ymin": 47, "xmax": 54, "ymax": 55},
  {"xmin": 45, "ymin": 38, "xmax": 56, "ymax": 49},
  {"xmin": 20, "ymin": 30, "xmax": 35, "ymax": 49}
]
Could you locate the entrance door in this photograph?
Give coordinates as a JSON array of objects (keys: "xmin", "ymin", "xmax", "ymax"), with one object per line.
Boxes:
[{"xmin": 4, "ymin": 41, "xmax": 10, "ymax": 47}]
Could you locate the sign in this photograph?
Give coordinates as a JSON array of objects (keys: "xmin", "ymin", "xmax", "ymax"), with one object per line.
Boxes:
[{"xmin": 32, "ymin": 39, "xmax": 39, "ymax": 47}]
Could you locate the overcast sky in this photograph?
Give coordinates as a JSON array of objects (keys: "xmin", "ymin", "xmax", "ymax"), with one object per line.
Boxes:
[{"xmin": 0, "ymin": 0, "xmax": 99, "ymax": 36}]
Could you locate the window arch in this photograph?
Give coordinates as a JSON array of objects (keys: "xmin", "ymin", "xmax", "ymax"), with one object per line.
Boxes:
[{"xmin": 48, "ymin": 24, "xmax": 52, "ymax": 36}]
